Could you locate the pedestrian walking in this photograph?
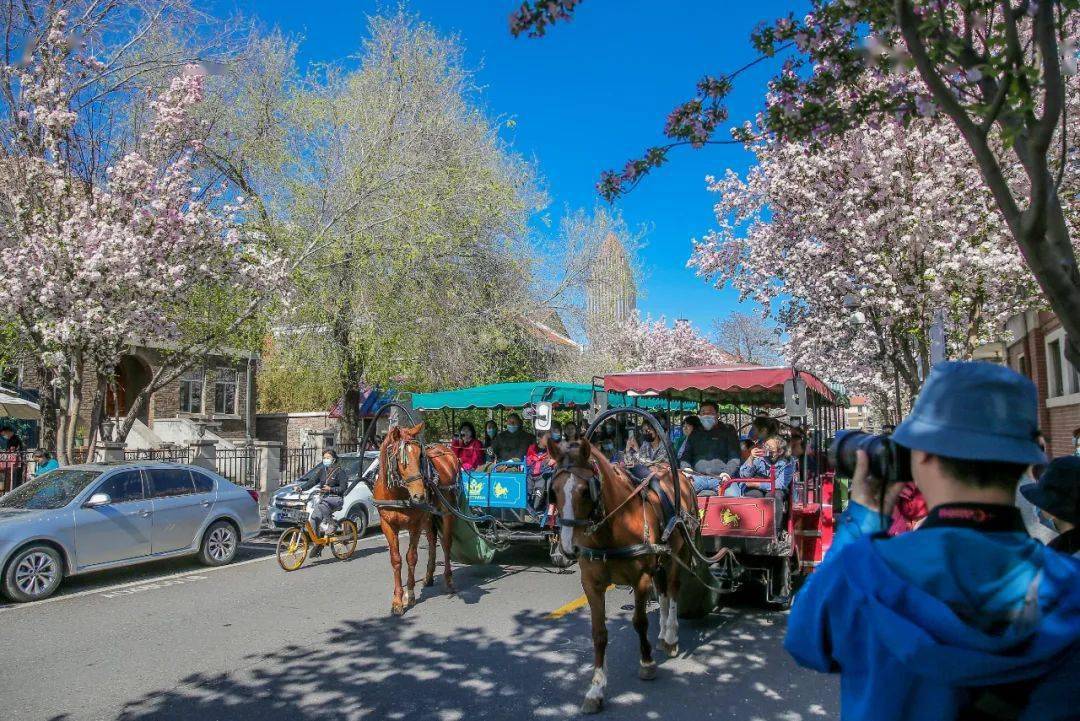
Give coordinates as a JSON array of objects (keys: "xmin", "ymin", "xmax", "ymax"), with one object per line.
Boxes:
[{"xmin": 32, "ymin": 449, "xmax": 59, "ymax": 477}]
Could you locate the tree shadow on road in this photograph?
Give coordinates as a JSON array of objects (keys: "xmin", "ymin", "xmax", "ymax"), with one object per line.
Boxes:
[{"xmin": 115, "ymin": 578, "xmax": 838, "ymax": 721}]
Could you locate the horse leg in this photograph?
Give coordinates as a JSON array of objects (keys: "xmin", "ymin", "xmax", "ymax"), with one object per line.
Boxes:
[
  {"xmin": 659, "ymin": 558, "xmax": 681, "ymax": 656},
  {"xmin": 440, "ymin": 507, "xmax": 455, "ymax": 593},
  {"xmin": 423, "ymin": 515, "xmax": 437, "ymax": 587},
  {"xmin": 581, "ymin": 574, "xmax": 609, "ymax": 714},
  {"xmin": 634, "ymin": 573, "xmax": 657, "ymax": 680},
  {"xmin": 403, "ymin": 518, "xmax": 421, "ymax": 608},
  {"xmin": 382, "ymin": 520, "xmax": 405, "ymax": 616}
]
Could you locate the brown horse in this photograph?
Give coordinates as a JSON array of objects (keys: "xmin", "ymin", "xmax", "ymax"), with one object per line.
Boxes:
[
  {"xmin": 374, "ymin": 422, "xmax": 458, "ymax": 615},
  {"xmin": 548, "ymin": 437, "xmax": 696, "ymax": 714}
]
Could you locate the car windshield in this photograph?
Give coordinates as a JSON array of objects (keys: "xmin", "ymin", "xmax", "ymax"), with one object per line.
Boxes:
[{"xmin": 0, "ymin": 469, "xmax": 103, "ymax": 510}]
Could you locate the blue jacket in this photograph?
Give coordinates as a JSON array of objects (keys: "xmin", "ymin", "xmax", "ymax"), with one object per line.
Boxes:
[
  {"xmin": 785, "ymin": 504, "xmax": 1080, "ymax": 721},
  {"xmin": 737, "ymin": 455, "xmax": 795, "ymax": 491}
]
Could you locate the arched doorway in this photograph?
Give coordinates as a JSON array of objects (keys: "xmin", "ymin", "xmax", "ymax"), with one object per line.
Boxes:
[{"xmin": 105, "ymin": 354, "xmax": 152, "ymax": 424}]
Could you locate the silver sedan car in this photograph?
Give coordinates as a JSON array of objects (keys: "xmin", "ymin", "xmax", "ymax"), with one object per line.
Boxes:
[{"xmin": 0, "ymin": 462, "xmax": 261, "ymax": 602}]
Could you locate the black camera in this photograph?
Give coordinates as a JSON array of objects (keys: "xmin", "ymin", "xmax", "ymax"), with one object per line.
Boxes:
[{"xmin": 829, "ymin": 430, "xmax": 912, "ymax": 484}]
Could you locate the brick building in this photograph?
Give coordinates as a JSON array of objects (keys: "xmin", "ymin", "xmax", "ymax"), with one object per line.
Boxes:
[
  {"xmin": 1005, "ymin": 310, "xmax": 1080, "ymax": 458},
  {"xmin": 9, "ymin": 343, "xmax": 257, "ymax": 444}
]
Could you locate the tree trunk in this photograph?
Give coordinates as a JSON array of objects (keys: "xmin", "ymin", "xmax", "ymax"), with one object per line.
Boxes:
[
  {"xmin": 85, "ymin": 371, "xmax": 107, "ymax": 459},
  {"xmin": 36, "ymin": 365, "xmax": 58, "ymax": 455}
]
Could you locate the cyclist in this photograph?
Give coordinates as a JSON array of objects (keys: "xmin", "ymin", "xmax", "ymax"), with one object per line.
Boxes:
[{"xmin": 309, "ymin": 449, "xmax": 347, "ymax": 558}]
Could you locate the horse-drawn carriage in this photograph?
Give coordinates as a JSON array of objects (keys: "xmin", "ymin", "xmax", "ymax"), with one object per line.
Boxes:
[
  {"xmin": 600, "ymin": 364, "xmax": 845, "ymax": 614},
  {"xmin": 410, "ymin": 381, "xmax": 610, "ymax": 565}
]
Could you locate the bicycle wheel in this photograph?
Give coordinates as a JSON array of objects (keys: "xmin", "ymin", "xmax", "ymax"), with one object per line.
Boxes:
[
  {"xmin": 276, "ymin": 527, "xmax": 309, "ymax": 571},
  {"xmin": 331, "ymin": 519, "xmax": 358, "ymax": 560}
]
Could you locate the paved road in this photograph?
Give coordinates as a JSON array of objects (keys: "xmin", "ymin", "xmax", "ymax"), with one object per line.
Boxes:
[{"xmin": 0, "ymin": 532, "xmax": 838, "ymax": 721}]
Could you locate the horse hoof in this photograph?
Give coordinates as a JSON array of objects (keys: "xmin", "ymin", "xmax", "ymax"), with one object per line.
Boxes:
[
  {"xmin": 580, "ymin": 697, "xmax": 603, "ymax": 714},
  {"xmin": 391, "ymin": 603, "xmax": 405, "ymax": 616},
  {"xmin": 423, "ymin": 577, "xmax": 435, "ymax": 588},
  {"xmin": 404, "ymin": 591, "xmax": 415, "ymax": 607},
  {"xmin": 638, "ymin": 662, "xmax": 658, "ymax": 681},
  {"xmin": 661, "ymin": 641, "xmax": 679, "ymax": 657},
  {"xmin": 445, "ymin": 579, "xmax": 456, "ymax": 594}
]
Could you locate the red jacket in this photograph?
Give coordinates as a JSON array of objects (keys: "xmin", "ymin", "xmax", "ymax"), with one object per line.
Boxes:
[
  {"xmin": 889, "ymin": 482, "xmax": 928, "ymax": 536},
  {"xmin": 526, "ymin": 443, "xmax": 553, "ymax": 476},
  {"xmin": 452, "ymin": 438, "xmax": 484, "ymax": 471}
]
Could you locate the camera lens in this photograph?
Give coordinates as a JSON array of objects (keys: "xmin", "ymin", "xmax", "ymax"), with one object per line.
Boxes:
[{"xmin": 829, "ymin": 430, "xmax": 911, "ymax": 483}]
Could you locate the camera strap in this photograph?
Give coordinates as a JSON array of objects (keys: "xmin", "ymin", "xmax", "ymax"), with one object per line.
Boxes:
[{"xmin": 920, "ymin": 503, "xmax": 1026, "ymax": 534}]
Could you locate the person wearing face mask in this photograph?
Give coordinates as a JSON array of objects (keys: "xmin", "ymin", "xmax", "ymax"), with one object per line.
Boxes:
[
  {"xmin": 681, "ymin": 401, "xmax": 741, "ymax": 484},
  {"xmin": 452, "ymin": 422, "xmax": 484, "ymax": 471},
  {"xmin": 308, "ymin": 449, "xmax": 347, "ymax": 557},
  {"xmin": 626, "ymin": 422, "xmax": 664, "ymax": 464},
  {"xmin": 492, "ymin": 412, "xmax": 533, "ymax": 462},
  {"xmin": 1021, "ymin": 455, "xmax": 1080, "ymax": 557}
]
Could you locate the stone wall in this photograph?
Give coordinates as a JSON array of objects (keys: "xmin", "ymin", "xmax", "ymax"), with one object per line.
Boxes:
[{"xmin": 256, "ymin": 412, "xmax": 339, "ymax": 447}]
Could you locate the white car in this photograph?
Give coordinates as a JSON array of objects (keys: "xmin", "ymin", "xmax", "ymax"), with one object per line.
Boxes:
[{"xmin": 267, "ymin": 452, "xmax": 380, "ymax": 537}]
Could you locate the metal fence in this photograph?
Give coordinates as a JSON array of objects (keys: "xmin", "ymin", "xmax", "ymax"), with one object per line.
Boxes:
[
  {"xmin": 0, "ymin": 451, "xmax": 30, "ymax": 492},
  {"xmin": 124, "ymin": 447, "xmax": 192, "ymax": 464},
  {"xmin": 281, "ymin": 446, "xmax": 316, "ymax": 485},
  {"xmin": 216, "ymin": 446, "xmax": 260, "ymax": 488}
]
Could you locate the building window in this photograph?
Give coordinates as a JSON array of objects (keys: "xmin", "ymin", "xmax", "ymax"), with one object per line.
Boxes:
[
  {"xmin": 214, "ymin": 368, "xmax": 238, "ymax": 415},
  {"xmin": 1016, "ymin": 353, "xmax": 1029, "ymax": 379},
  {"xmin": 179, "ymin": 369, "xmax": 203, "ymax": 414},
  {"xmin": 1045, "ymin": 329, "xmax": 1080, "ymax": 399}
]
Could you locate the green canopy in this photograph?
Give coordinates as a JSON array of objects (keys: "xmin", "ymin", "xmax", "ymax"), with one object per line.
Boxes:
[{"xmin": 411, "ymin": 381, "xmax": 695, "ymax": 412}]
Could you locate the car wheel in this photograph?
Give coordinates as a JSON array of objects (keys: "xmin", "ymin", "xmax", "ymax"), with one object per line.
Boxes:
[
  {"xmin": 347, "ymin": 507, "xmax": 369, "ymax": 537},
  {"xmin": 3, "ymin": 544, "xmax": 64, "ymax": 603},
  {"xmin": 199, "ymin": 520, "xmax": 239, "ymax": 566}
]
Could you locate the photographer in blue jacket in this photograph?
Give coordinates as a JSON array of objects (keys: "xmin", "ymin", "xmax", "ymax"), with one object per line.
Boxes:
[{"xmin": 784, "ymin": 361, "xmax": 1080, "ymax": 721}]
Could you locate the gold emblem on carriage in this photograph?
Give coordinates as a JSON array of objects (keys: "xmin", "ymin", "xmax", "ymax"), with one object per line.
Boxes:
[
  {"xmin": 468, "ymin": 479, "xmax": 483, "ymax": 497},
  {"xmin": 720, "ymin": 508, "xmax": 740, "ymax": 527},
  {"xmin": 493, "ymin": 482, "xmax": 509, "ymax": 498}
]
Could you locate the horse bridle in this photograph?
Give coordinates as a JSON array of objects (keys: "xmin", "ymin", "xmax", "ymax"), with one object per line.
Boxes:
[
  {"xmin": 552, "ymin": 462, "xmax": 603, "ymax": 529},
  {"xmin": 385, "ymin": 438, "xmax": 426, "ymax": 488}
]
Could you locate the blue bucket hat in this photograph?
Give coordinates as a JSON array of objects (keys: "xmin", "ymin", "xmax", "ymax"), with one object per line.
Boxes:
[{"xmin": 892, "ymin": 361, "xmax": 1045, "ymax": 465}]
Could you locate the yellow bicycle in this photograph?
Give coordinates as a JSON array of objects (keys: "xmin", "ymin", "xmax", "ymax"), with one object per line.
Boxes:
[{"xmin": 276, "ymin": 494, "xmax": 358, "ymax": 570}]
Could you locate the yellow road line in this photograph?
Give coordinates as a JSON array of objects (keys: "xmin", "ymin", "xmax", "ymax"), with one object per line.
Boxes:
[{"xmin": 546, "ymin": 584, "xmax": 615, "ymax": 620}]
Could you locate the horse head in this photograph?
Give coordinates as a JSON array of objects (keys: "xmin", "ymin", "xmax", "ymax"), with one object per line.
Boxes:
[
  {"xmin": 383, "ymin": 422, "xmax": 428, "ymax": 504},
  {"xmin": 547, "ymin": 436, "xmax": 601, "ymax": 559}
]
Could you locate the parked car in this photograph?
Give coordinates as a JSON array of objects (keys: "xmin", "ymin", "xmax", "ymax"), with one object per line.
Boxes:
[
  {"xmin": 268, "ymin": 451, "xmax": 379, "ymax": 537},
  {"xmin": 0, "ymin": 462, "xmax": 261, "ymax": 602}
]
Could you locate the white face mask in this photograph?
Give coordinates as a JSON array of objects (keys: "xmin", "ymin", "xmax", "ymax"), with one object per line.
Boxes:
[
  {"xmin": 700, "ymin": 416, "xmax": 717, "ymax": 431},
  {"xmin": 322, "ymin": 458, "xmax": 333, "ymax": 467}
]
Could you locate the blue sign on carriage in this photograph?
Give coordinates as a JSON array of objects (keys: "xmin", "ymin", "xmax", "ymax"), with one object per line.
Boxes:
[{"xmin": 461, "ymin": 468, "xmax": 528, "ymax": 509}]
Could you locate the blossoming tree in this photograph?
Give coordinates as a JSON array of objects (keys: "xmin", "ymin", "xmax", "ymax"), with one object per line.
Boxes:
[
  {"xmin": 510, "ymin": 1, "xmax": 1080, "ymax": 366},
  {"xmin": 0, "ymin": 9, "xmax": 281, "ymax": 461},
  {"xmin": 690, "ymin": 113, "xmax": 1040, "ymax": 400},
  {"xmin": 568, "ymin": 313, "xmax": 733, "ymax": 379}
]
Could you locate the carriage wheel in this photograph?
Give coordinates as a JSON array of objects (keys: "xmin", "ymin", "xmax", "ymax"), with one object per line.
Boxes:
[
  {"xmin": 331, "ymin": 519, "xmax": 359, "ymax": 560},
  {"xmin": 276, "ymin": 527, "xmax": 309, "ymax": 571}
]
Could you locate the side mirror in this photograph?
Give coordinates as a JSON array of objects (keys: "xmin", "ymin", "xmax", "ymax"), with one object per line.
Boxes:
[
  {"xmin": 534, "ymin": 402, "xmax": 553, "ymax": 431},
  {"xmin": 85, "ymin": 492, "xmax": 111, "ymax": 508}
]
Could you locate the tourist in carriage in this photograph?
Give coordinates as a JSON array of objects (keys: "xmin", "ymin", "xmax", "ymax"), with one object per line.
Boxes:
[
  {"xmin": 491, "ymin": 413, "xmax": 533, "ymax": 462},
  {"xmin": 681, "ymin": 402, "xmax": 741, "ymax": 492},
  {"xmin": 526, "ymin": 423, "xmax": 561, "ymax": 476},
  {"xmin": 562, "ymin": 422, "xmax": 580, "ymax": 443},
  {"xmin": 727, "ymin": 435, "xmax": 795, "ymax": 499},
  {"xmin": 625, "ymin": 422, "xmax": 664, "ymax": 464},
  {"xmin": 451, "ymin": 422, "xmax": 484, "ymax": 471},
  {"xmin": 674, "ymin": 414, "xmax": 701, "ymax": 458}
]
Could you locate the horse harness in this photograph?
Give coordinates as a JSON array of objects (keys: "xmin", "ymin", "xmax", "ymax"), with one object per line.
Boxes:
[
  {"xmin": 553, "ymin": 460, "xmax": 681, "ymax": 562},
  {"xmin": 375, "ymin": 438, "xmax": 457, "ymax": 514}
]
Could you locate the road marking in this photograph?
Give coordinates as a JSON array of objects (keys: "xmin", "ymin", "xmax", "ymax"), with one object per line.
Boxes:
[
  {"xmin": 0, "ymin": 533, "xmax": 387, "ymax": 613},
  {"xmin": 547, "ymin": 584, "xmax": 614, "ymax": 620}
]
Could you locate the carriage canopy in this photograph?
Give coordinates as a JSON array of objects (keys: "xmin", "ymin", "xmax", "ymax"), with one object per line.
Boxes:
[
  {"xmin": 603, "ymin": 365, "xmax": 837, "ymax": 407},
  {"xmin": 411, "ymin": 381, "xmax": 695, "ymax": 412}
]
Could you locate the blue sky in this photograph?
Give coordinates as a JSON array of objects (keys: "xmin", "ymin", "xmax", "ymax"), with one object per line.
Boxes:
[{"xmin": 211, "ymin": 0, "xmax": 804, "ymax": 334}]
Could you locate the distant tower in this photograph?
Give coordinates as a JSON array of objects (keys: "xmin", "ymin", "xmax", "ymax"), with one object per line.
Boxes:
[{"xmin": 586, "ymin": 232, "xmax": 637, "ymax": 341}]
